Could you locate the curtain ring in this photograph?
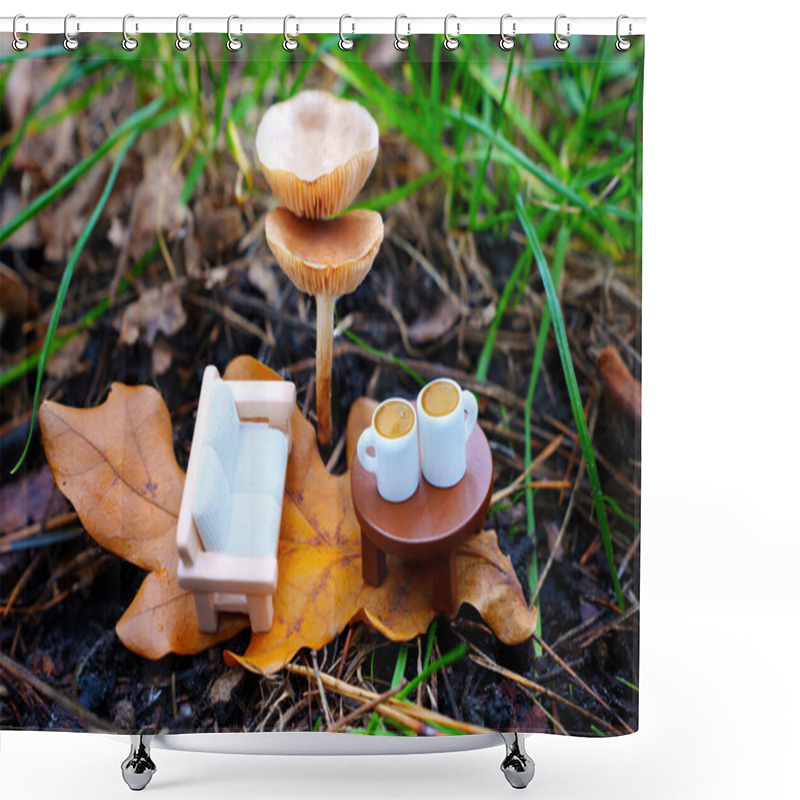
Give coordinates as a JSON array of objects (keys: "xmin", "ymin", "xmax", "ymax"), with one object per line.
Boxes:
[
  {"xmin": 283, "ymin": 15, "xmax": 298, "ymax": 51},
  {"xmin": 443, "ymin": 14, "xmax": 459, "ymax": 51},
  {"xmin": 499, "ymin": 14, "xmax": 515, "ymax": 51},
  {"xmin": 175, "ymin": 14, "xmax": 191, "ymax": 51},
  {"xmin": 339, "ymin": 15, "xmax": 355, "ymax": 50},
  {"xmin": 394, "ymin": 15, "xmax": 410, "ymax": 51},
  {"xmin": 616, "ymin": 15, "xmax": 632, "ymax": 51},
  {"xmin": 553, "ymin": 14, "xmax": 570, "ymax": 51},
  {"xmin": 12, "ymin": 15, "xmax": 29, "ymax": 51},
  {"xmin": 122, "ymin": 15, "xmax": 138, "ymax": 51},
  {"xmin": 63, "ymin": 13, "xmax": 79, "ymax": 51},
  {"xmin": 227, "ymin": 15, "xmax": 243, "ymax": 51}
]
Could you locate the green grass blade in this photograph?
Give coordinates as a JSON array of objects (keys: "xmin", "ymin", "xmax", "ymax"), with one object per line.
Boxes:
[
  {"xmin": 467, "ymin": 48, "xmax": 515, "ymax": 229},
  {"xmin": 422, "ymin": 619, "xmax": 438, "ymax": 670},
  {"xmin": 340, "ymin": 327, "xmax": 426, "ymax": 388},
  {"xmin": 524, "ymin": 224, "xmax": 570, "ymax": 656},
  {"xmin": 475, "ymin": 245, "xmax": 531, "ymax": 382},
  {"xmin": 395, "ymin": 642, "xmax": 467, "ymax": 704},
  {"xmin": 10, "ymin": 132, "xmax": 139, "ymax": 474},
  {"xmin": 464, "ymin": 60, "xmax": 562, "ymax": 175},
  {"xmin": 444, "ymin": 108, "xmax": 596, "ymax": 217},
  {"xmin": 0, "ymin": 60, "xmax": 110, "ymax": 183},
  {"xmin": 515, "ymin": 194, "xmax": 625, "ymax": 610},
  {"xmin": 0, "ymin": 97, "xmax": 168, "ymax": 245},
  {"xmin": 367, "ymin": 643, "xmax": 409, "ymax": 733},
  {"xmin": 0, "ymin": 242, "xmax": 161, "ymax": 392},
  {"xmin": 350, "ymin": 167, "xmax": 443, "ymax": 213}
]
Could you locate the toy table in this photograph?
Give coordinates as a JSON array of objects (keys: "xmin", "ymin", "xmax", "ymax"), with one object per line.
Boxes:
[{"xmin": 350, "ymin": 422, "xmax": 493, "ymax": 615}]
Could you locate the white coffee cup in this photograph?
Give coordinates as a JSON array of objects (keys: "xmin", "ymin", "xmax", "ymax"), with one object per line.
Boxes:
[
  {"xmin": 357, "ymin": 398, "xmax": 420, "ymax": 503},
  {"xmin": 417, "ymin": 378, "xmax": 479, "ymax": 488}
]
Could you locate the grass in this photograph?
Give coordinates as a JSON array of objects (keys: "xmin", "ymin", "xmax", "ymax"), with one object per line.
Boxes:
[
  {"xmin": 524, "ymin": 224, "xmax": 572, "ymax": 653},
  {"xmin": 10, "ymin": 132, "xmax": 139, "ymax": 473},
  {"xmin": 515, "ymin": 193, "xmax": 625, "ymax": 610},
  {"xmin": 1, "ymin": 34, "xmax": 641, "ymax": 724}
]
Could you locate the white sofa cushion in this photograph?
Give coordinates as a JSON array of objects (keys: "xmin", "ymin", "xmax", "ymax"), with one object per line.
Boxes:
[
  {"xmin": 235, "ymin": 423, "xmax": 289, "ymax": 498},
  {"xmin": 192, "ymin": 446, "xmax": 232, "ymax": 553},
  {"xmin": 205, "ymin": 380, "xmax": 240, "ymax": 477},
  {"xmin": 227, "ymin": 492, "xmax": 283, "ymax": 557},
  {"xmin": 191, "ymin": 381, "xmax": 289, "ymax": 558}
]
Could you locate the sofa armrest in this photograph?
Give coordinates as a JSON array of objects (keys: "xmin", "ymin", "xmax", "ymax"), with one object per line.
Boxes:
[
  {"xmin": 176, "ymin": 365, "xmax": 221, "ymax": 566},
  {"xmin": 228, "ymin": 380, "xmax": 296, "ymax": 446}
]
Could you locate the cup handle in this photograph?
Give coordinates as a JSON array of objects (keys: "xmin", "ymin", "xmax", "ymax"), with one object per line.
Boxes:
[
  {"xmin": 463, "ymin": 390, "xmax": 478, "ymax": 440},
  {"xmin": 357, "ymin": 427, "xmax": 378, "ymax": 474}
]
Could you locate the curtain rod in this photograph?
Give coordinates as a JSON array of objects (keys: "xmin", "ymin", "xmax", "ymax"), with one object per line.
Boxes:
[{"xmin": 0, "ymin": 16, "xmax": 646, "ymax": 37}]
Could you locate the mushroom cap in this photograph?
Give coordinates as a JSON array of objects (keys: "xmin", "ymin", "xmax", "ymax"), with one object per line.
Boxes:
[
  {"xmin": 265, "ymin": 207, "xmax": 384, "ymax": 297},
  {"xmin": 256, "ymin": 90, "xmax": 379, "ymax": 219}
]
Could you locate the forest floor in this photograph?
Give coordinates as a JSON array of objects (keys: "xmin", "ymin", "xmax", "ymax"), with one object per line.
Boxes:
[{"xmin": 1, "ymin": 34, "xmax": 641, "ymax": 737}]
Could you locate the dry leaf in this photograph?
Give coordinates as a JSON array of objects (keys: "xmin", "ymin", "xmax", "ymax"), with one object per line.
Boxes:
[
  {"xmin": 126, "ymin": 155, "xmax": 187, "ymax": 262},
  {"xmin": 0, "ymin": 465, "xmax": 68, "ymax": 536},
  {"xmin": 117, "ymin": 284, "xmax": 187, "ymax": 346},
  {"xmin": 596, "ymin": 346, "xmax": 641, "ymax": 422},
  {"xmin": 41, "ymin": 356, "xmax": 536, "ymax": 671},
  {"xmin": 40, "ymin": 383, "xmax": 247, "ymax": 656},
  {"xmin": 151, "ymin": 338, "xmax": 174, "ymax": 376},
  {"xmin": 3, "ymin": 59, "xmax": 76, "ymax": 181},
  {"xmin": 41, "ymin": 160, "xmax": 109, "ymax": 263},
  {"xmin": 408, "ymin": 296, "xmax": 460, "ymax": 345},
  {"xmin": 107, "ymin": 217, "xmax": 128, "ymax": 249},
  {"xmin": 247, "ymin": 259, "xmax": 280, "ymax": 301},
  {"xmin": 198, "ymin": 201, "xmax": 245, "ymax": 261},
  {"xmin": 45, "ymin": 330, "xmax": 89, "ymax": 381},
  {"xmin": 0, "ymin": 192, "xmax": 42, "ymax": 250},
  {"xmin": 0, "ymin": 263, "xmax": 40, "ymax": 330}
]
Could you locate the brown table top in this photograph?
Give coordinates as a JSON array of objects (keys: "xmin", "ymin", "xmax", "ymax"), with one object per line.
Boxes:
[{"xmin": 350, "ymin": 424, "xmax": 493, "ymax": 560}]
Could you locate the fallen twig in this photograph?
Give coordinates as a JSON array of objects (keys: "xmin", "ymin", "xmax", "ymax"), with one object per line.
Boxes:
[
  {"xmin": 326, "ymin": 679, "xmax": 409, "ymax": 732},
  {"xmin": 468, "ymin": 652, "xmax": 622, "ymax": 736},
  {"xmin": 0, "ymin": 652, "xmax": 115, "ymax": 732},
  {"xmin": 285, "ymin": 663, "xmax": 493, "ymax": 735},
  {"xmin": 491, "ymin": 434, "xmax": 565, "ymax": 505}
]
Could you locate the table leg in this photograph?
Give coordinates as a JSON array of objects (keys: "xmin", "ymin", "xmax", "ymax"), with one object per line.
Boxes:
[
  {"xmin": 432, "ymin": 550, "xmax": 458, "ymax": 615},
  {"xmin": 361, "ymin": 530, "xmax": 386, "ymax": 586}
]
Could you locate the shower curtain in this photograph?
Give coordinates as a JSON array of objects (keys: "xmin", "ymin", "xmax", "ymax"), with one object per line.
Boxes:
[{"xmin": 0, "ymin": 29, "xmax": 642, "ymax": 740}]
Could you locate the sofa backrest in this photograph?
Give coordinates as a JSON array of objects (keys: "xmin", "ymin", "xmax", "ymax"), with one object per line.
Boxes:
[{"xmin": 192, "ymin": 381, "xmax": 240, "ymax": 553}]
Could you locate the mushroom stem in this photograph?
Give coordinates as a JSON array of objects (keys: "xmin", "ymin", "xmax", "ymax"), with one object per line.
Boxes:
[{"xmin": 315, "ymin": 292, "xmax": 336, "ymax": 446}]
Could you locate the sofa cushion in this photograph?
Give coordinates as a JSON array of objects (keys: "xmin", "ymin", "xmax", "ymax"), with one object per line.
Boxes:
[
  {"xmin": 205, "ymin": 380, "xmax": 240, "ymax": 478},
  {"xmin": 227, "ymin": 492, "xmax": 283, "ymax": 557},
  {"xmin": 235, "ymin": 423, "xmax": 289, "ymax": 498},
  {"xmin": 192, "ymin": 445, "xmax": 232, "ymax": 553}
]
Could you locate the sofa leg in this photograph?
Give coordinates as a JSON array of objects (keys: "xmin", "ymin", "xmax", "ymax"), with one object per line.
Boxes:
[
  {"xmin": 247, "ymin": 594, "xmax": 273, "ymax": 632},
  {"xmin": 193, "ymin": 592, "xmax": 219, "ymax": 633}
]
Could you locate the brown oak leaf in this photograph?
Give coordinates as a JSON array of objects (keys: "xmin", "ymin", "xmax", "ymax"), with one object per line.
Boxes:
[
  {"xmin": 40, "ymin": 381, "xmax": 247, "ymax": 657},
  {"xmin": 41, "ymin": 356, "xmax": 537, "ymax": 673},
  {"xmin": 596, "ymin": 346, "xmax": 642, "ymax": 422}
]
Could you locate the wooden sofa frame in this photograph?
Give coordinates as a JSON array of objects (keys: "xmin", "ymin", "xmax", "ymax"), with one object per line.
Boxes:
[{"xmin": 176, "ymin": 365, "xmax": 296, "ymax": 633}]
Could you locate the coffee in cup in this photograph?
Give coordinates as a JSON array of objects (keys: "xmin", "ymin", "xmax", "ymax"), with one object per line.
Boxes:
[
  {"xmin": 421, "ymin": 381, "xmax": 460, "ymax": 417},
  {"xmin": 374, "ymin": 399, "xmax": 415, "ymax": 439},
  {"xmin": 357, "ymin": 398, "xmax": 420, "ymax": 503},
  {"xmin": 416, "ymin": 379, "xmax": 478, "ymax": 488}
]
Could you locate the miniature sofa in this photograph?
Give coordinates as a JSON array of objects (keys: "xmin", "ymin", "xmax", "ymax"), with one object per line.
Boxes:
[{"xmin": 176, "ymin": 365, "xmax": 296, "ymax": 633}]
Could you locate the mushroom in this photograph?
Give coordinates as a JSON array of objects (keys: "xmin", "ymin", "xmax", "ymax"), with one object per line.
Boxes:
[
  {"xmin": 255, "ymin": 90, "xmax": 379, "ymax": 219},
  {"xmin": 266, "ymin": 207, "xmax": 384, "ymax": 445}
]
